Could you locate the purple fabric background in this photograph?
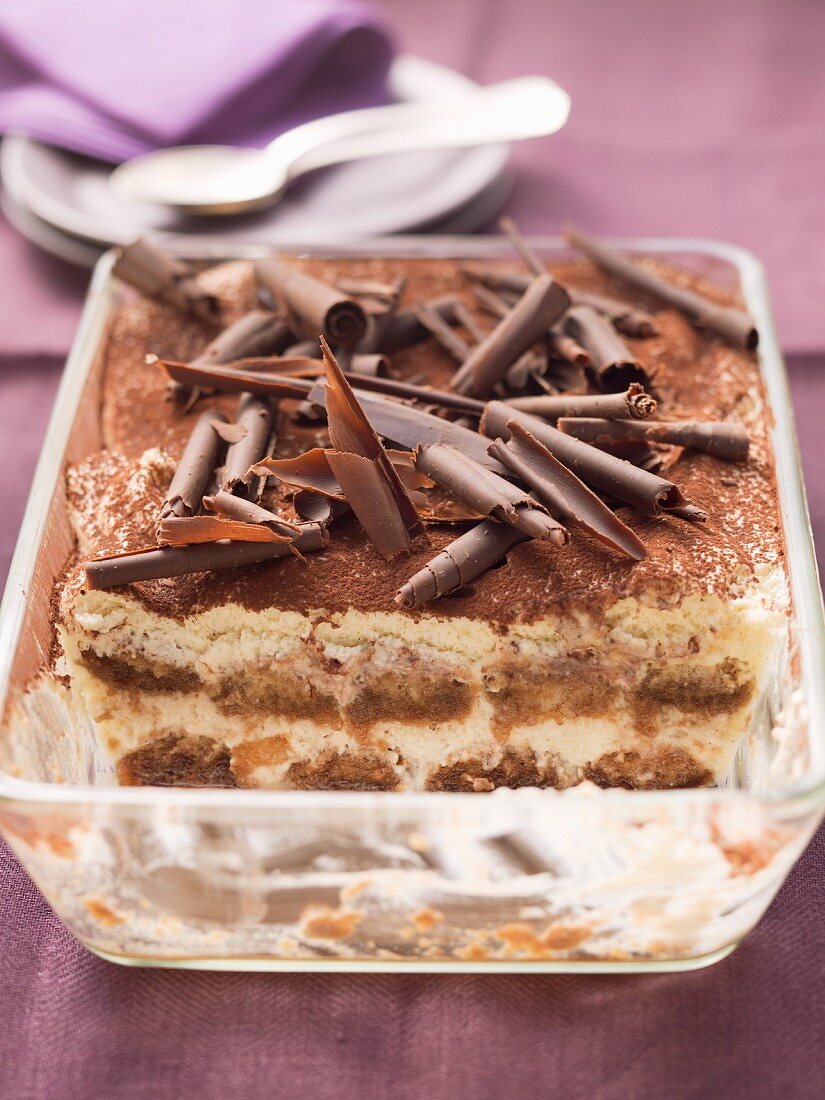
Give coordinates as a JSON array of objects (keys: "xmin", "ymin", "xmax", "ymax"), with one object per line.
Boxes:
[
  {"xmin": 0, "ymin": 0, "xmax": 393, "ymax": 160},
  {"xmin": 1, "ymin": 0, "xmax": 824, "ymax": 1095}
]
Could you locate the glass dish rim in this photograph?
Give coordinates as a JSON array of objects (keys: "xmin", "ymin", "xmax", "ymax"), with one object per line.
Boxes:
[{"xmin": 1, "ymin": 233, "xmax": 823, "ymax": 814}]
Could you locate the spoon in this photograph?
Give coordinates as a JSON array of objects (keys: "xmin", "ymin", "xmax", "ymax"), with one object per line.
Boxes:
[{"xmin": 109, "ymin": 76, "xmax": 570, "ymax": 215}]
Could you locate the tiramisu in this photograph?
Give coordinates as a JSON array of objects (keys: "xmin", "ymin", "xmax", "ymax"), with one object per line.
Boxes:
[{"xmin": 55, "ymin": 228, "xmax": 786, "ymax": 791}]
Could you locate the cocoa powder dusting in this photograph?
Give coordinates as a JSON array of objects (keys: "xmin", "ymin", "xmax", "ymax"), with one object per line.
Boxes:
[{"xmin": 66, "ymin": 254, "xmax": 782, "ymax": 626}]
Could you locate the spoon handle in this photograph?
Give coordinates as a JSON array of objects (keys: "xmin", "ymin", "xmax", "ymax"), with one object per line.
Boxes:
[{"xmin": 273, "ymin": 77, "xmax": 570, "ymax": 180}]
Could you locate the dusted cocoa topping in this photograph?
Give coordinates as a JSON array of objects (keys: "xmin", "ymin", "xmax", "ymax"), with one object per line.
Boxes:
[
  {"xmin": 118, "ymin": 733, "xmax": 237, "ymax": 787},
  {"xmin": 88, "ymin": 253, "xmax": 780, "ymax": 625}
]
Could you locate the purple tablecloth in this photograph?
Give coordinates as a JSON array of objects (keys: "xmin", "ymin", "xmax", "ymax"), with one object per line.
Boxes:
[{"xmin": 2, "ymin": 1, "xmax": 824, "ymax": 1095}]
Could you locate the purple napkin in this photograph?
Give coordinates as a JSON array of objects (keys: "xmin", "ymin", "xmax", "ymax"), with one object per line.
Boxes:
[{"xmin": 0, "ymin": 0, "xmax": 393, "ymax": 162}]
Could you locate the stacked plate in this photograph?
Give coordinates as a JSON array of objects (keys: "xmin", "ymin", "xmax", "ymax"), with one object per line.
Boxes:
[{"xmin": 0, "ymin": 56, "xmax": 514, "ymax": 268}]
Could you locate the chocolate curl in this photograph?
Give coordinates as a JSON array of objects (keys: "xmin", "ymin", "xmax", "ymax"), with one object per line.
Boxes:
[
  {"xmin": 158, "ymin": 516, "xmax": 293, "ymax": 547},
  {"xmin": 414, "ymin": 301, "xmax": 471, "ymax": 363},
  {"xmin": 558, "ymin": 418, "xmax": 750, "ymax": 462},
  {"xmin": 112, "ymin": 238, "xmax": 220, "ymax": 324},
  {"xmin": 488, "ymin": 423, "xmax": 647, "ymax": 560},
  {"xmin": 395, "ymin": 520, "xmax": 527, "ymax": 609},
  {"xmin": 221, "ymin": 394, "xmax": 275, "ymax": 498},
  {"xmin": 292, "ymin": 490, "xmax": 350, "ymax": 526},
  {"xmin": 335, "ymin": 277, "xmax": 404, "ymax": 300},
  {"xmin": 169, "ymin": 310, "xmax": 294, "ymax": 406},
  {"xmin": 307, "ymin": 382, "xmax": 508, "ymax": 476},
  {"xmin": 349, "ymin": 275, "xmax": 407, "ymax": 354},
  {"xmin": 375, "ymin": 296, "xmax": 460, "ymax": 354},
  {"xmin": 85, "ymin": 526, "xmax": 326, "ymax": 590},
  {"xmin": 466, "ymin": 268, "xmax": 659, "ymax": 337},
  {"xmin": 564, "ymin": 227, "xmax": 758, "ymax": 350},
  {"xmin": 450, "ymin": 301, "xmax": 487, "ymax": 344},
  {"xmin": 415, "ymin": 444, "xmax": 567, "ymax": 544},
  {"xmin": 564, "ymin": 306, "xmax": 650, "ymax": 392},
  {"xmin": 255, "ymin": 259, "xmax": 368, "ymax": 346},
  {"xmin": 568, "ymin": 289, "xmax": 658, "ymax": 338},
  {"xmin": 499, "ymin": 216, "xmax": 545, "ymax": 276},
  {"xmin": 203, "ymin": 491, "xmax": 302, "ymax": 539},
  {"xmin": 161, "ymin": 356, "xmax": 480, "ymax": 417},
  {"xmin": 160, "ymin": 411, "xmax": 227, "ymax": 521},
  {"xmin": 339, "ymin": 373, "xmax": 482, "ymax": 415},
  {"xmin": 472, "ymin": 283, "xmax": 514, "ymax": 319},
  {"xmin": 251, "ymin": 448, "xmax": 345, "ymax": 499},
  {"xmin": 195, "ymin": 310, "xmax": 293, "ymax": 365},
  {"xmin": 472, "ymin": 288, "xmax": 557, "ymax": 391},
  {"xmin": 350, "ymin": 353, "xmax": 394, "ymax": 377},
  {"xmin": 320, "ymin": 339, "xmax": 425, "ymax": 559},
  {"xmin": 451, "ymin": 275, "xmax": 571, "ymax": 397},
  {"xmin": 158, "ymin": 358, "xmax": 314, "ymax": 400},
  {"xmin": 481, "ymin": 402, "xmax": 707, "ymax": 521},
  {"xmin": 506, "ymin": 384, "xmax": 657, "ymax": 421},
  {"xmin": 463, "ymin": 268, "xmax": 529, "ymax": 300},
  {"xmin": 548, "ymin": 327, "xmax": 590, "ymax": 368}
]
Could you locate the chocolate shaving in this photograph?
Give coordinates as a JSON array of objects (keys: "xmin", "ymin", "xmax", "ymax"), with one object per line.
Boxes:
[
  {"xmin": 395, "ymin": 520, "xmax": 527, "ymax": 609},
  {"xmin": 222, "ymin": 394, "xmax": 275, "ymax": 497},
  {"xmin": 557, "ymin": 418, "xmax": 750, "ymax": 462},
  {"xmin": 356, "ymin": 276, "xmax": 407, "ymax": 353},
  {"xmin": 158, "ymin": 516, "xmax": 293, "ymax": 547},
  {"xmin": 414, "ymin": 301, "xmax": 471, "ymax": 363},
  {"xmin": 168, "ymin": 310, "xmax": 293, "ymax": 405},
  {"xmin": 472, "ymin": 288, "xmax": 556, "ymax": 391},
  {"xmin": 160, "ymin": 410, "xmax": 227, "ymax": 521},
  {"xmin": 564, "ymin": 306, "xmax": 650, "ymax": 392},
  {"xmin": 112, "ymin": 238, "xmax": 220, "ymax": 324},
  {"xmin": 503, "ymin": 347, "xmax": 550, "ymax": 394},
  {"xmin": 564, "ymin": 227, "xmax": 758, "ymax": 350},
  {"xmin": 252, "ymin": 448, "xmax": 345, "ymax": 499},
  {"xmin": 488, "ymin": 423, "xmax": 647, "ymax": 560},
  {"xmin": 255, "ymin": 259, "xmax": 368, "ymax": 346},
  {"xmin": 203, "ymin": 491, "xmax": 301, "ymax": 538},
  {"xmin": 466, "ymin": 268, "xmax": 659, "ymax": 337},
  {"xmin": 451, "ymin": 275, "xmax": 570, "ymax": 397},
  {"xmin": 375, "ymin": 296, "xmax": 460, "ymax": 354},
  {"xmin": 548, "ymin": 327, "xmax": 590, "ymax": 368},
  {"xmin": 481, "ymin": 402, "xmax": 707, "ymax": 521},
  {"xmin": 195, "ymin": 310, "xmax": 292, "ymax": 365},
  {"xmin": 415, "ymin": 444, "xmax": 567, "ymax": 544},
  {"xmin": 349, "ymin": 353, "xmax": 393, "ymax": 377},
  {"xmin": 506, "ymin": 385, "xmax": 657, "ymax": 421},
  {"xmin": 337, "ymin": 373, "xmax": 483, "ymax": 415},
  {"xmin": 292, "ymin": 490, "xmax": 350, "ymax": 526},
  {"xmin": 450, "ymin": 301, "xmax": 487, "ymax": 344},
  {"xmin": 307, "ymin": 383, "xmax": 508, "ymax": 475},
  {"xmin": 158, "ymin": 359, "xmax": 314, "ymax": 400},
  {"xmin": 211, "ymin": 421, "xmax": 247, "ymax": 444},
  {"xmin": 85, "ymin": 525, "xmax": 326, "ymax": 590},
  {"xmin": 472, "ymin": 284, "xmax": 513, "ymax": 319},
  {"xmin": 319, "ymin": 339, "xmax": 425, "ymax": 559},
  {"xmin": 283, "ymin": 339, "xmax": 322, "ymax": 358},
  {"xmin": 499, "ymin": 216, "xmax": 546, "ymax": 277},
  {"xmin": 568, "ymin": 289, "xmax": 658, "ymax": 338},
  {"xmin": 335, "ymin": 277, "xmax": 403, "ymax": 300}
]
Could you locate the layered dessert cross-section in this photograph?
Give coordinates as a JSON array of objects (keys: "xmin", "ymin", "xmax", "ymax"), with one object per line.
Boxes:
[{"xmin": 54, "ymin": 230, "xmax": 787, "ymax": 791}]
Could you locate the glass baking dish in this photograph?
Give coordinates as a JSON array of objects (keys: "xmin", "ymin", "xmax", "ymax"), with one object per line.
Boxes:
[{"xmin": 1, "ymin": 236, "xmax": 823, "ymax": 973}]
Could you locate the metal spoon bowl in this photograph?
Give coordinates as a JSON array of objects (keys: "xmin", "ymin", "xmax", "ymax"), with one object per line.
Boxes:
[{"xmin": 110, "ymin": 76, "xmax": 570, "ymax": 215}]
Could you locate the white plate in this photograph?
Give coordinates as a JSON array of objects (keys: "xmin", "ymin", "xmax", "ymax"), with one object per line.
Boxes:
[{"xmin": 0, "ymin": 55, "xmax": 513, "ymax": 259}]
